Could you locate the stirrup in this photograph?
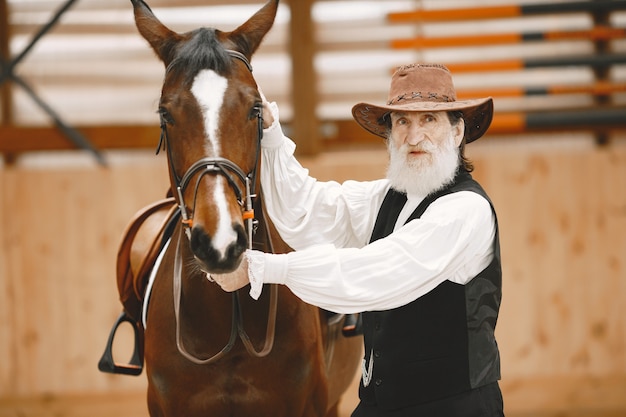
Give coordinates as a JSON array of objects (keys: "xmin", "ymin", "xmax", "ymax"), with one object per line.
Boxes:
[
  {"xmin": 342, "ymin": 313, "xmax": 363, "ymax": 337},
  {"xmin": 98, "ymin": 311, "xmax": 144, "ymax": 376}
]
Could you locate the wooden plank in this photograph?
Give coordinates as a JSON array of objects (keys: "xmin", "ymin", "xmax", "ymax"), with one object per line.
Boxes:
[
  {"xmin": 0, "ymin": 161, "xmax": 169, "ymax": 396},
  {"xmin": 0, "ymin": 388, "xmax": 625, "ymax": 417},
  {"xmin": 1, "ymin": 146, "xmax": 626, "ymax": 414},
  {"xmin": 470, "ymin": 146, "xmax": 626, "ymax": 381},
  {"xmin": 0, "ymin": 392, "xmax": 149, "ymax": 417},
  {"xmin": 0, "ymin": 164, "xmax": 11, "ymax": 393}
]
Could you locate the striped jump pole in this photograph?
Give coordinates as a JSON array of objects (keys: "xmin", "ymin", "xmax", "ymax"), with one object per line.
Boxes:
[
  {"xmin": 489, "ymin": 107, "xmax": 626, "ymax": 134},
  {"xmin": 439, "ymin": 53, "xmax": 626, "ymax": 73},
  {"xmin": 388, "ymin": 0, "xmax": 626, "ymax": 23},
  {"xmin": 456, "ymin": 82, "xmax": 626, "ymax": 99},
  {"xmin": 391, "ymin": 27, "xmax": 626, "ymax": 50}
]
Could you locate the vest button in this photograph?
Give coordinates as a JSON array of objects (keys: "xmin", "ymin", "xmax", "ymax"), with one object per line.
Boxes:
[
  {"xmin": 375, "ymin": 378, "xmax": 382, "ymax": 386},
  {"xmin": 374, "ymin": 350, "xmax": 381, "ymax": 358}
]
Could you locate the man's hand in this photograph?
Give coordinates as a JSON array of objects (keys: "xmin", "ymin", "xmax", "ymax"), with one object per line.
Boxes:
[
  {"xmin": 258, "ymin": 88, "xmax": 274, "ymax": 130},
  {"xmin": 210, "ymin": 256, "xmax": 250, "ymax": 292},
  {"xmin": 262, "ymin": 100, "xmax": 275, "ymax": 129}
]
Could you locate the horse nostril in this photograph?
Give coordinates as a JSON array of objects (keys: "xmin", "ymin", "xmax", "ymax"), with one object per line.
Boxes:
[
  {"xmin": 189, "ymin": 224, "xmax": 247, "ymax": 271},
  {"xmin": 229, "ymin": 223, "xmax": 248, "ymax": 259}
]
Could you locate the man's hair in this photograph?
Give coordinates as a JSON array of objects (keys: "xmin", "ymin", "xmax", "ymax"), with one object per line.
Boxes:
[
  {"xmin": 381, "ymin": 111, "xmax": 475, "ymax": 172},
  {"xmin": 446, "ymin": 111, "xmax": 474, "ymax": 172}
]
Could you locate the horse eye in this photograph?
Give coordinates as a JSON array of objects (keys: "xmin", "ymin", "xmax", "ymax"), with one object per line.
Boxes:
[
  {"xmin": 158, "ymin": 107, "xmax": 174, "ymax": 125},
  {"xmin": 249, "ymin": 103, "xmax": 262, "ymax": 120}
]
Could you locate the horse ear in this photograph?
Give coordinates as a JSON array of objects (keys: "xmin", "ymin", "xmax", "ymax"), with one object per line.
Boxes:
[
  {"xmin": 228, "ymin": 0, "xmax": 279, "ymax": 58},
  {"xmin": 131, "ymin": 0, "xmax": 181, "ymax": 66}
]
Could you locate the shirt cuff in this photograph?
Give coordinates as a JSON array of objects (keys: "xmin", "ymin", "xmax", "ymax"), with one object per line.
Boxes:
[
  {"xmin": 264, "ymin": 252, "xmax": 289, "ymax": 285},
  {"xmin": 246, "ymin": 250, "xmax": 288, "ymax": 300}
]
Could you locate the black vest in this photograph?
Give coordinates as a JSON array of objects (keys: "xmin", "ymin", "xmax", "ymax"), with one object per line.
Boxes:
[{"xmin": 359, "ymin": 169, "xmax": 502, "ymax": 410}]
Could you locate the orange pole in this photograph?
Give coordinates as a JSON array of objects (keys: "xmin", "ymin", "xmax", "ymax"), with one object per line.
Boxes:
[
  {"xmin": 391, "ymin": 27, "xmax": 626, "ymax": 50},
  {"xmin": 388, "ymin": 1, "xmax": 626, "ymax": 23},
  {"xmin": 489, "ymin": 113, "xmax": 527, "ymax": 134},
  {"xmin": 391, "ymin": 33, "xmax": 521, "ymax": 49},
  {"xmin": 457, "ymin": 88, "xmax": 525, "ymax": 99},
  {"xmin": 456, "ymin": 82, "xmax": 626, "ymax": 99},
  {"xmin": 445, "ymin": 60, "xmax": 525, "ymax": 73},
  {"xmin": 388, "ymin": 5, "xmax": 520, "ymax": 22},
  {"xmin": 544, "ymin": 27, "xmax": 626, "ymax": 41}
]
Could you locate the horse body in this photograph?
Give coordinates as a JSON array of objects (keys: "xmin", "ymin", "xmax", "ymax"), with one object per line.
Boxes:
[{"xmin": 129, "ymin": 1, "xmax": 362, "ymax": 416}]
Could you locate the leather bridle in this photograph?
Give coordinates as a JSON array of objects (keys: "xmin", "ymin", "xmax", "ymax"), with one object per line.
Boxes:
[
  {"xmin": 157, "ymin": 50, "xmax": 263, "ymax": 246},
  {"xmin": 157, "ymin": 49, "xmax": 278, "ymax": 365}
]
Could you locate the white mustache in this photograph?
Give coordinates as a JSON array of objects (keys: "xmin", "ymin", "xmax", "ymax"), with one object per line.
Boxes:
[{"xmin": 403, "ymin": 141, "xmax": 438, "ymax": 154}]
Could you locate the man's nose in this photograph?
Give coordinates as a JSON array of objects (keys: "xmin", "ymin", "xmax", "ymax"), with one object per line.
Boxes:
[{"xmin": 406, "ymin": 129, "xmax": 426, "ymax": 146}]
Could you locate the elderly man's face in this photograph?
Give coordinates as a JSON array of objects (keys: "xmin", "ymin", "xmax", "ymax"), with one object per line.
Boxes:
[
  {"xmin": 386, "ymin": 110, "xmax": 465, "ymax": 195},
  {"xmin": 389, "ymin": 111, "xmax": 464, "ymax": 161}
]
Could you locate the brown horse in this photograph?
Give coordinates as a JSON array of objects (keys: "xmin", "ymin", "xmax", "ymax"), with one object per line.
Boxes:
[{"xmin": 125, "ymin": 1, "xmax": 361, "ymax": 416}]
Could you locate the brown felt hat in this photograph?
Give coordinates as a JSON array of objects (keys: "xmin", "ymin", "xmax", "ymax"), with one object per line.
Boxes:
[{"xmin": 351, "ymin": 63, "xmax": 493, "ymax": 143}]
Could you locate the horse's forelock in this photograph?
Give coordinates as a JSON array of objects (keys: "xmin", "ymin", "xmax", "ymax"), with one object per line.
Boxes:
[{"xmin": 166, "ymin": 28, "xmax": 233, "ymax": 83}]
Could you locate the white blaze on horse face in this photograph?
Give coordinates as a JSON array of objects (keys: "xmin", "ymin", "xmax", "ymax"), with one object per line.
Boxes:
[{"xmin": 191, "ymin": 69, "xmax": 238, "ymax": 259}]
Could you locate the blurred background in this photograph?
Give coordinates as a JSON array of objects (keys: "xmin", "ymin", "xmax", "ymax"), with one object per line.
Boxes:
[{"xmin": 0, "ymin": 0, "xmax": 625, "ymax": 416}]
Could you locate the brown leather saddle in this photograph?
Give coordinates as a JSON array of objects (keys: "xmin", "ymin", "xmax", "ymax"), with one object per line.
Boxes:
[
  {"xmin": 99, "ymin": 197, "xmax": 178, "ymax": 375},
  {"xmin": 117, "ymin": 197, "xmax": 178, "ymax": 322}
]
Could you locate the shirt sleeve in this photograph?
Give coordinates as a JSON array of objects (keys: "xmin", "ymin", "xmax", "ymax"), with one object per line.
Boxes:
[
  {"xmin": 248, "ymin": 190, "xmax": 496, "ymax": 314},
  {"xmin": 260, "ymin": 102, "xmax": 388, "ymax": 250}
]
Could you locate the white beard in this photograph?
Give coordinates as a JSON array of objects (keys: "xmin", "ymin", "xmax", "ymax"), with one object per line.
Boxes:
[{"xmin": 386, "ymin": 132, "xmax": 460, "ymax": 196}]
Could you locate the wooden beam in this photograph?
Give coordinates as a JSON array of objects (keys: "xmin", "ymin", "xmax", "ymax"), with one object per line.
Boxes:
[
  {"xmin": 0, "ymin": 125, "xmax": 161, "ymax": 153},
  {"xmin": 2, "ymin": 111, "xmax": 625, "ymax": 155},
  {"xmin": 286, "ymin": 0, "xmax": 319, "ymax": 156}
]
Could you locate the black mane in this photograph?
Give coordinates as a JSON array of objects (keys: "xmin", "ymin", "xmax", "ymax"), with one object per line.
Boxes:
[{"xmin": 166, "ymin": 28, "xmax": 232, "ymax": 83}]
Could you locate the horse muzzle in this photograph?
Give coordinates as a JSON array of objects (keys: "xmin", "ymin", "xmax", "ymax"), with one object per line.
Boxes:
[{"xmin": 189, "ymin": 223, "xmax": 248, "ymax": 273}]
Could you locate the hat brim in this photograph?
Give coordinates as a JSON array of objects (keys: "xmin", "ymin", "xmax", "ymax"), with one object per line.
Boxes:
[{"xmin": 351, "ymin": 97, "xmax": 493, "ymax": 143}]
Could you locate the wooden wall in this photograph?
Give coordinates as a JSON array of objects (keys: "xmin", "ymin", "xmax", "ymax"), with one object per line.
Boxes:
[{"xmin": 1, "ymin": 138, "xmax": 625, "ymax": 416}]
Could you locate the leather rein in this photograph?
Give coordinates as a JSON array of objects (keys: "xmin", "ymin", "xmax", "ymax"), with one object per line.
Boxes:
[{"xmin": 158, "ymin": 49, "xmax": 278, "ymax": 365}]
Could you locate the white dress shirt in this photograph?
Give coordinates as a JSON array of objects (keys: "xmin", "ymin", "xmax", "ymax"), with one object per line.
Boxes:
[{"xmin": 246, "ymin": 103, "xmax": 496, "ymax": 314}]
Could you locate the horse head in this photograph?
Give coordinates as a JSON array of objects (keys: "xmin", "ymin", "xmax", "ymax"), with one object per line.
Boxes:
[{"xmin": 132, "ymin": 0, "xmax": 279, "ymax": 274}]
